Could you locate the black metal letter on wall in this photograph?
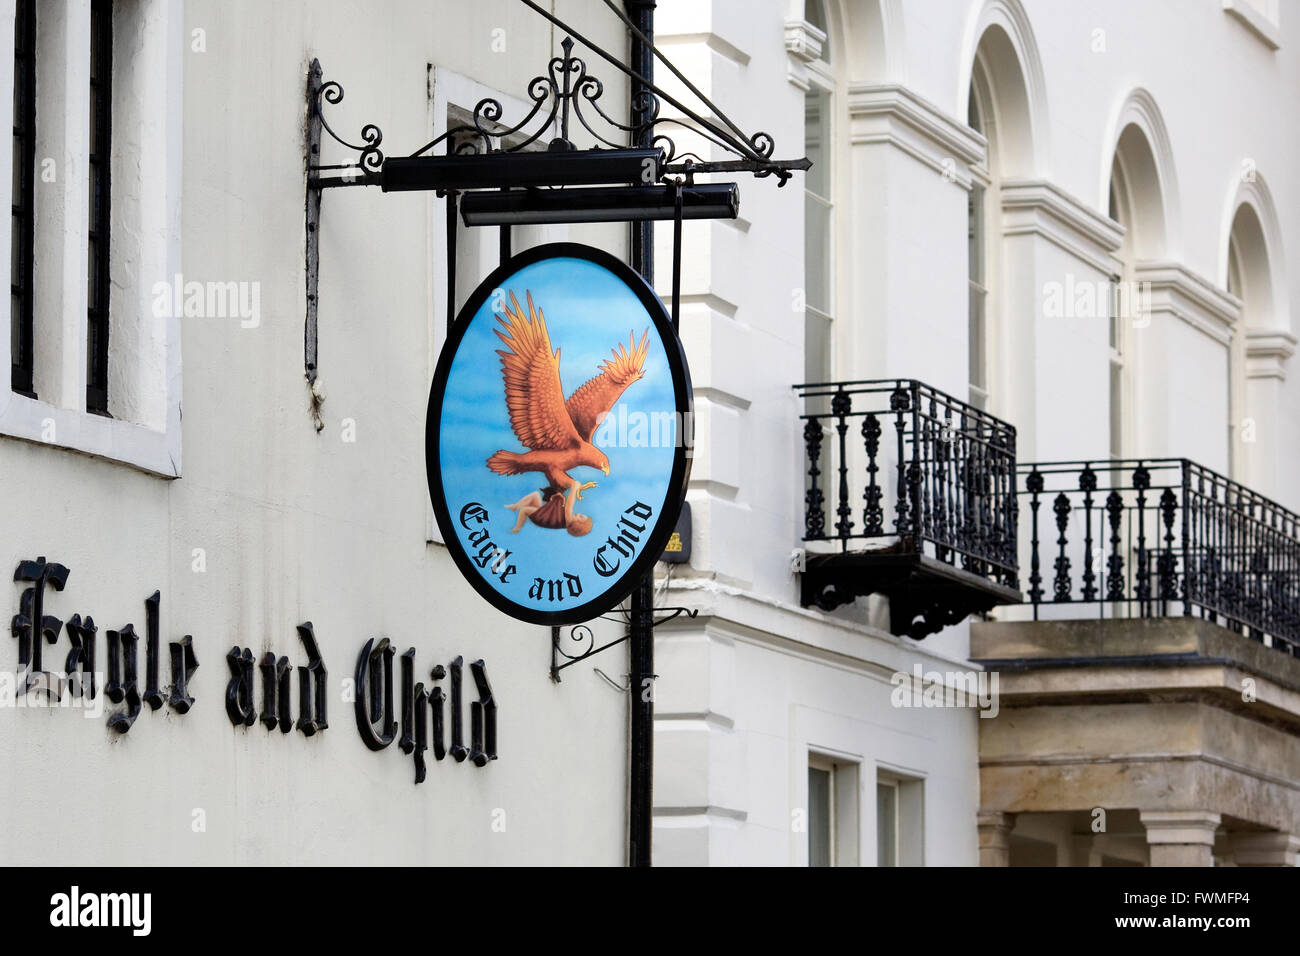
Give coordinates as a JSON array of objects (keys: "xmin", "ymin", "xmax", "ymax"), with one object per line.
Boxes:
[
  {"xmin": 225, "ymin": 622, "xmax": 330, "ymax": 736},
  {"xmin": 354, "ymin": 637, "xmax": 396, "ymax": 750},
  {"xmin": 358, "ymin": 641, "xmax": 497, "ymax": 784},
  {"xmin": 296, "ymin": 622, "xmax": 328, "ymax": 735},
  {"xmin": 10, "ymin": 561, "xmax": 197, "ymax": 732},
  {"xmin": 225, "ymin": 647, "xmax": 257, "ymax": 727},
  {"xmin": 11, "ymin": 556, "xmax": 69, "ymax": 694}
]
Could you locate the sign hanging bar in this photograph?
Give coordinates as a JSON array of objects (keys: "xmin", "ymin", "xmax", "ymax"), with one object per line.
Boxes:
[
  {"xmin": 458, "ymin": 182, "xmax": 739, "ymax": 226},
  {"xmin": 381, "ymin": 147, "xmax": 663, "ymax": 192}
]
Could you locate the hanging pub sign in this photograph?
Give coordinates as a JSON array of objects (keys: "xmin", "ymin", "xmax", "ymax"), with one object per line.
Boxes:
[{"xmin": 427, "ymin": 243, "xmax": 692, "ymax": 625}]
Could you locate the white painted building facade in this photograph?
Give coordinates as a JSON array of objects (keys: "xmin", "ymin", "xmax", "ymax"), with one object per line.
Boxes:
[
  {"xmin": 0, "ymin": 0, "xmax": 1295, "ymax": 866},
  {"xmin": 650, "ymin": 0, "xmax": 1299, "ymax": 866}
]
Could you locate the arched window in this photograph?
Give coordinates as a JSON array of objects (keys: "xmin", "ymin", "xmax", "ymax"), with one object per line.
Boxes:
[
  {"xmin": 1226, "ymin": 230, "xmax": 1246, "ymax": 476},
  {"xmin": 1107, "ymin": 167, "xmax": 1130, "ymax": 460},
  {"xmin": 1225, "ymin": 200, "xmax": 1278, "ymax": 482},
  {"xmin": 803, "ymin": 0, "xmax": 834, "ymax": 385},
  {"xmin": 1106, "ymin": 121, "xmax": 1167, "ymax": 459},
  {"xmin": 967, "ymin": 83, "xmax": 989, "ymax": 409},
  {"xmin": 963, "ymin": 19, "xmax": 1037, "ymax": 415}
]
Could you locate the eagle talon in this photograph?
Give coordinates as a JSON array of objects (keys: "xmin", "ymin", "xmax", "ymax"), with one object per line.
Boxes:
[{"xmin": 575, "ymin": 481, "xmax": 597, "ymax": 502}]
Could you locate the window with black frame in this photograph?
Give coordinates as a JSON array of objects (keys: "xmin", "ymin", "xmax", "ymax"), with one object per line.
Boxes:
[
  {"xmin": 86, "ymin": 0, "xmax": 112, "ymax": 414},
  {"xmin": 10, "ymin": 0, "xmax": 36, "ymax": 397}
]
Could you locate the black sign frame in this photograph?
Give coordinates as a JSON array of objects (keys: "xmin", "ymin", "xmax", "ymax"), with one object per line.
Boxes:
[{"xmin": 426, "ymin": 242, "xmax": 693, "ymax": 625}]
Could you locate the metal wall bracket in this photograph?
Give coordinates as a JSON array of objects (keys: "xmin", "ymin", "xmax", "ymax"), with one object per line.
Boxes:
[
  {"xmin": 550, "ymin": 605, "xmax": 697, "ymax": 682},
  {"xmin": 302, "ymin": 24, "xmax": 808, "ymax": 432},
  {"xmin": 304, "ymin": 58, "xmax": 385, "ymax": 431}
]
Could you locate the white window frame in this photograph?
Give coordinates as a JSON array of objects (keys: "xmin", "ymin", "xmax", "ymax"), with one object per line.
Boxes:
[
  {"xmin": 1107, "ymin": 163, "xmax": 1135, "ymax": 461},
  {"xmin": 807, "ymin": 750, "xmax": 860, "ymax": 867},
  {"xmin": 1108, "ymin": 272, "xmax": 1126, "ymax": 460},
  {"xmin": 802, "ymin": 54, "xmax": 834, "ymax": 386},
  {"xmin": 808, "ymin": 753, "xmax": 838, "ymax": 866},
  {"xmin": 966, "ymin": 64, "xmax": 994, "ymax": 412},
  {"xmin": 876, "ymin": 775, "xmax": 900, "ymax": 866},
  {"xmin": 0, "ymin": 0, "xmax": 182, "ymax": 478},
  {"xmin": 875, "ymin": 765, "xmax": 924, "ymax": 866},
  {"xmin": 1225, "ymin": 239, "xmax": 1247, "ymax": 479}
]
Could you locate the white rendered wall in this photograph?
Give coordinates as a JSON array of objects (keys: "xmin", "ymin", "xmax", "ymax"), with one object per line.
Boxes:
[{"xmin": 0, "ymin": 0, "xmax": 633, "ymax": 866}]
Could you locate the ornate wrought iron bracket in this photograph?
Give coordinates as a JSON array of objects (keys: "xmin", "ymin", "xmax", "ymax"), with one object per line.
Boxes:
[
  {"xmin": 304, "ymin": 57, "xmax": 384, "ymax": 431},
  {"xmin": 303, "ymin": 16, "xmax": 808, "ymax": 428},
  {"xmin": 550, "ymin": 605, "xmax": 698, "ymax": 682}
]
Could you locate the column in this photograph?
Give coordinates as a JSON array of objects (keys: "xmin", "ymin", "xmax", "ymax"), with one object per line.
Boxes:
[
  {"xmin": 1140, "ymin": 810, "xmax": 1221, "ymax": 867},
  {"xmin": 977, "ymin": 810, "xmax": 1016, "ymax": 866}
]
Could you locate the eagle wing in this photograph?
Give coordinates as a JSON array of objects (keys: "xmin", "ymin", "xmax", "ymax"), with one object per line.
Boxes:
[
  {"xmin": 565, "ymin": 329, "xmax": 650, "ymax": 441},
  {"xmin": 494, "ymin": 291, "xmax": 582, "ymax": 451}
]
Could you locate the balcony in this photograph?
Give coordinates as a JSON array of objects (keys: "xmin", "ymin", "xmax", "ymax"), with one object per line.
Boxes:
[
  {"xmin": 1018, "ymin": 458, "xmax": 1300, "ymax": 654},
  {"xmin": 794, "ymin": 379, "xmax": 1022, "ymax": 639},
  {"xmin": 975, "ymin": 458, "xmax": 1300, "ymax": 864}
]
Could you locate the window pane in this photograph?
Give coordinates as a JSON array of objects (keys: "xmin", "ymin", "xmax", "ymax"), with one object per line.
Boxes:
[
  {"xmin": 805, "ymin": 310, "xmax": 832, "ymax": 385},
  {"xmin": 86, "ymin": 0, "xmax": 112, "ymax": 412},
  {"xmin": 968, "ymin": 185, "xmax": 984, "ymax": 281},
  {"xmin": 969, "ymin": 285, "xmax": 986, "ymax": 391},
  {"xmin": 11, "ymin": 0, "xmax": 36, "ymax": 395},
  {"xmin": 805, "ymin": 194, "xmax": 832, "ymax": 316},
  {"xmin": 877, "ymin": 783, "xmax": 897, "ymax": 866},
  {"xmin": 805, "ymin": 90, "xmax": 830, "ymax": 200},
  {"xmin": 809, "ymin": 767, "xmax": 831, "ymax": 867},
  {"xmin": 804, "ymin": 88, "xmax": 831, "ymax": 324},
  {"xmin": 1109, "ymin": 364, "xmax": 1123, "ymax": 459},
  {"xmin": 805, "ymin": 0, "xmax": 827, "ymax": 38}
]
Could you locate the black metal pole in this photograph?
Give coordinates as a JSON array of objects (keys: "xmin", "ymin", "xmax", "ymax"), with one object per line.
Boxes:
[{"xmin": 625, "ymin": 0, "xmax": 655, "ymax": 869}]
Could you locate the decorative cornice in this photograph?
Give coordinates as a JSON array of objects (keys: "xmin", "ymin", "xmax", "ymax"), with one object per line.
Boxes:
[
  {"xmin": 1000, "ymin": 179, "xmax": 1125, "ymax": 274},
  {"xmin": 1245, "ymin": 328, "xmax": 1297, "ymax": 381},
  {"xmin": 1134, "ymin": 260, "xmax": 1241, "ymax": 346},
  {"xmin": 784, "ymin": 18, "xmax": 825, "ymax": 63},
  {"xmin": 784, "ymin": 18, "xmax": 826, "ymax": 92},
  {"xmin": 846, "ymin": 83, "xmax": 985, "ymax": 189},
  {"xmin": 1223, "ymin": 0, "xmax": 1281, "ymax": 50}
]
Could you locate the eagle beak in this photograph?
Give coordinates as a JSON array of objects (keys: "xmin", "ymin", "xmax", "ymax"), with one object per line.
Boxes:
[{"xmin": 602, "ymin": 464, "xmax": 610, "ymax": 476}]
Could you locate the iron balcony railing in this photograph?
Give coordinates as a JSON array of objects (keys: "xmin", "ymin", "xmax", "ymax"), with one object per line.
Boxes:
[
  {"xmin": 795, "ymin": 379, "xmax": 1019, "ymax": 590},
  {"xmin": 1020, "ymin": 459, "xmax": 1300, "ymax": 654}
]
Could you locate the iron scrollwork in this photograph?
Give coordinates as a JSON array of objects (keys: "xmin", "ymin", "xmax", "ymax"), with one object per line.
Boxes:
[
  {"xmin": 311, "ymin": 73, "xmax": 385, "ymax": 180},
  {"xmin": 550, "ymin": 604, "xmax": 699, "ymax": 682}
]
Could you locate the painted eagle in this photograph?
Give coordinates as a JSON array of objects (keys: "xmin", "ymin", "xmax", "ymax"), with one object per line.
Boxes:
[{"xmin": 485, "ymin": 290, "xmax": 649, "ymax": 502}]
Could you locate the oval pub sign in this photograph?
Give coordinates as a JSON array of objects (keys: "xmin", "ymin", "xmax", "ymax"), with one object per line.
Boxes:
[{"xmin": 427, "ymin": 243, "xmax": 692, "ymax": 625}]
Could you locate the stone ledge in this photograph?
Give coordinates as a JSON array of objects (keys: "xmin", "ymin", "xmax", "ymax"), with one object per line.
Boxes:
[
  {"xmin": 979, "ymin": 757, "xmax": 1300, "ymax": 832},
  {"xmin": 972, "ymin": 617, "xmax": 1300, "ymax": 691}
]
